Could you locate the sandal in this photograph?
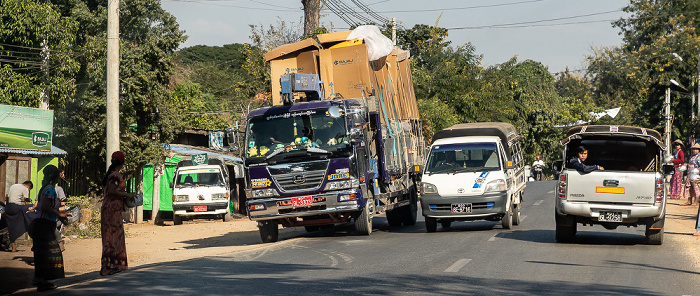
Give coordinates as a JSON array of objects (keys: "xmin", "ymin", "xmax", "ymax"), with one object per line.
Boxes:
[
  {"xmin": 693, "ymin": 232, "xmax": 700, "ymax": 236},
  {"xmin": 36, "ymin": 282, "xmax": 57, "ymax": 292},
  {"xmin": 682, "ymin": 203, "xmax": 692, "ymax": 206}
]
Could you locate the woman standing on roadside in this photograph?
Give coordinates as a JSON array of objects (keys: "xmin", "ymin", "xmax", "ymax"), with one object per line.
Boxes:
[
  {"xmin": 100, "ymin": 151, "xmax": 136, "ymax": 276},
  {"xmin": 684, "ymin": 143, "xmax": 700, "ymax": 206},
  {"xmin": 670, "ymin": 139, "xmax": 685, "ymax": 199},
  {"xmin": 29, "ymin": 165, "xmax": 70, "ymax": 292}
]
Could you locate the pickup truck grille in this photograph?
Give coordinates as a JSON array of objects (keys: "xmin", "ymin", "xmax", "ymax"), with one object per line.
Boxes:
[{"xmin": 272, "ymin": 170, "xmax": 326, "ymax": 192}]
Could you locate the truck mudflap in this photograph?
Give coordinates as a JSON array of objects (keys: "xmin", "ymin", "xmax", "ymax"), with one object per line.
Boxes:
[{"xmin": 246, "ymin": 188, "xmax": 364, "ymax": 221}]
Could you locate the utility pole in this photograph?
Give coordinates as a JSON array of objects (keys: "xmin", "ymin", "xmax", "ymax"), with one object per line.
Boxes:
[
  {"xmin": 39, "ymin": 40, "xmax": 49, "ymax": 110},
  {"xmin": 665, "ymin": 87, "xmax": 671, "ymax": 153},
  {"xmin": 302, "ymin": 0, "xmax": 320, "ymax": 36},
  {"xmin": 106, "ymin": 0, "xmax": 119, "ymax": 172},
  {"xmin": 391, "ymin": 18, "xmax": 396, "ymax": 46}
]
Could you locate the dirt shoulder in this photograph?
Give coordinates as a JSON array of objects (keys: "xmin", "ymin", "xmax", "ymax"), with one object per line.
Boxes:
[{"xmin": 3, "ymin": 200, "xmax": 700, "ymax": 294}]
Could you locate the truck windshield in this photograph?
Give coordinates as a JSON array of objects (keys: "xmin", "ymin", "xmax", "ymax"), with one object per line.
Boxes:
[
  {"xmin": 425, "ymin": 143, "xmax": 500, "ymax": 174},
  {"xmin": 245, "ymin": 108, "xmax": 349, "ymax": 162},
  {"xmin": 176, "ymin": 168, "xmax": 224, "ymax": 187}
]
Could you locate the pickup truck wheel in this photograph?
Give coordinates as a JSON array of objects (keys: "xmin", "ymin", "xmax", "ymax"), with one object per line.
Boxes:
[
  {"xmin": 501, "ymin": 203, "xmax": 513, "ymax": 229},
  {"xmin": 555, "ymin": 214, "xmax": 576, "ymax": 243},
  {"xmin": 259, "ymin": 220, "xmax": 279, "ymax": 243},
  {"xmin": 513, "ymin": 203, "xmax": 521, "ymax": 226},
  {"xmin": 304, "ymin": 226, "xmax": 320, "ymax": 232},
  {"xmin": 386, "ymin": 209, "xmax": 402, "ymax": 227},
  {"xmin": 400, "ymin": 187, "xmax": 418, "ymax": 226},
  {"xmin": 223, "ymin": 213, "xmax": 232, "ymax": 222},
  {"xmin": 440, "ymin": 220, "xmax": 452, "ymax": 228},
  {"xmin": 354, "ymin": 199, "xmax": 373, "ymax": 235},
  {"xmin": 646, "ymin": 218, "xmax": 665, "ymax": 245},
  {"xmin": 173, "ymin": 214, "xmax": 182, "ymax": 225},
  {"xmin": 425, "ymin": 217, "xmax": 437, "ymax": 232}
]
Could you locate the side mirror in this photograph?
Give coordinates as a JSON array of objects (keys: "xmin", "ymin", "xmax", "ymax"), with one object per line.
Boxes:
[
  {"xmin": 349, "ymin": 128, "xmax": 364, "ymax": 142},
  {"xmin": 662, "ymin": 164, "xmax": 675, "ymax": 175},
  {"xmin": 553, "ymin": 160, "xmax": 563, "ymax": 172},
  {"xmin": 328, "ymin": 106, "xmax": 342, "ymax": 118}
]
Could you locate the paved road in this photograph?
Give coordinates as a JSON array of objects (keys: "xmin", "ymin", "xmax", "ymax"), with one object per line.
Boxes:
[{"xmin": 43, "ymin": 181, "xmax": 700, "ymax": 295}]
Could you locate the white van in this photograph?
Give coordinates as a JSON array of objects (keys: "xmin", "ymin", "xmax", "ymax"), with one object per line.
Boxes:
[
  {"xmin": 171, "ymin": 155, "xmax": 232, "ymax": 225},
  {"xmin": 420, "ymin": 122, "xmax": 526, "ymax": 231}
]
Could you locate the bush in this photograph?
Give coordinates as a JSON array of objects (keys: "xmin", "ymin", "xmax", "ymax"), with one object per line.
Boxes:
[{"xmin": 64, "ymin": 195, "xmax": 102, "ymax": 238}]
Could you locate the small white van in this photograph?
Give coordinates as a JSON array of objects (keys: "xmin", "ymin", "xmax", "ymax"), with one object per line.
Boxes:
[
  {"xmin": 420, "ymin": 122, "xmax": 526, "ymax": 231},
  {"xmin": 171, "ymin": 155, "xmax": 232, "ymax": 225}
]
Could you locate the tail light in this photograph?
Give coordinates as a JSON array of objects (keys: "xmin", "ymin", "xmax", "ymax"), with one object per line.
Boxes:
[
  {"xmin": 655, "ymin": 177, "xmax": 664, "ymax": 203},
  {"xmin": 558, "ymin": 173, "xmax": 567, "ymax": 199}
]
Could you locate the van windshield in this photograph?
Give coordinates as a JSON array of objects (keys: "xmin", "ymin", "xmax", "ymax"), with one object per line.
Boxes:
[
  {"xmin": 426, "ymin": 143, "xmax": 500, "ymax": 174},
  {"xmin": 176, "ymin": 168, "xmax": 224, "ymax": 187}
]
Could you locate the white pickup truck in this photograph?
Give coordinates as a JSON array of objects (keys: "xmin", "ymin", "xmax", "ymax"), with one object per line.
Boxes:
[{"xmin": 554, "ymin": 125, "xmax": 672, "ymax": 245}]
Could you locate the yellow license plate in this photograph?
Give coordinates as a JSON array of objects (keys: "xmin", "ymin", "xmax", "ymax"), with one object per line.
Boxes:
[{"xmin": 596, "ymin": 187, "xmax": 625, "ymax": 194}]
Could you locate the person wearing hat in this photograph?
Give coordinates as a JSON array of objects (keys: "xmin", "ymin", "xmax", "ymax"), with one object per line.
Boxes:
[
  {"xmin": 28, "ymin": 164, "xmax": 71, "ymax": 291},
  {"xmin": 684, "ymin": 143, "xmax": 700, "ymax": 206},
  {"xmin": 670, "ymin": 139, "xmax": 685, "ymax": 199},
  {"xmin": 100, "ymin": 151, "xmax": 136, "ymax": 276}
]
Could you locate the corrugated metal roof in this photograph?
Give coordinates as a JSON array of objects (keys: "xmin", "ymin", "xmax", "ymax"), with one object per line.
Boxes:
[
  {"xmin": 0, "ymin": 145, "xmax": 67, "ymax": 156},
  {"xmin": 162, "ymin": 143, "xmax": 242, "ymax": 164}
]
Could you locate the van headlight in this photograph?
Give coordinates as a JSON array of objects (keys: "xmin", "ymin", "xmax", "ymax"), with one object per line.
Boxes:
[
  {"xmin": 421, "ymin": 182, "xmax": 438, "ymax": 194},
  {"xmin": 484, "ymin": 179, "xmax": 506, "ymax": 193},
  {"xmin": 174, "ymin": 195, "xmax": 188, "ymax": 202},
  {"xmin": 324, "ymin": 179, "xmax": 359, "ymax": 191},
  {"xmin": 212, "ymin": 193, "xmax": 228, "ymax": 200}
]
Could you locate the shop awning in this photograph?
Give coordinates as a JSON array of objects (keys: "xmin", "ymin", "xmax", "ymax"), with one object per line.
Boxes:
[{"xmin": 0, "ymin": 145, "xmax": 67, "ymax": 156}]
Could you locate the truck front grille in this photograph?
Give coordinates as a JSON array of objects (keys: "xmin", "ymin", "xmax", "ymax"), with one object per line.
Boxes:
[{"xmin": 272, "ymin": 170, "xmax": 326, "ymax": 192}]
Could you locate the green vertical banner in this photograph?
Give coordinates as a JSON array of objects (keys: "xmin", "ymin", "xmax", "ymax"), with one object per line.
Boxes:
[
  {"xmin": 0, "ymin": 105, "xmax": 53, "ymax": 151},
  {"xmin": 143, "ymin": 165, "xmax": 154, "ymax": 211}
]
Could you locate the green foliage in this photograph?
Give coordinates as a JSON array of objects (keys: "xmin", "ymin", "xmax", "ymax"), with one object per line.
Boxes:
[{"xmin": 64, "ymin": 195, "xmax": 101, "ymax": 238}]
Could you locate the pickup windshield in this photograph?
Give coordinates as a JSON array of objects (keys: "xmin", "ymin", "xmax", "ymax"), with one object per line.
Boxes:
[
  {"xmin": 245, "ymin": 108, "xmax": 350, "ymax": 164},
  {"xmin": 176, "ymin": 168, "xmax": 224, "ymax": 187},
  {"xmin": 426, "ymin": 143, "xmax": 501, "ymax": 174}
]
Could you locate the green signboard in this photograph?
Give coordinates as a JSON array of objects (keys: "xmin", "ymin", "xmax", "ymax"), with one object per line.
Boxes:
[
  {"xmin": 192, "ymin": 153, "xmax": 208, "ymax": 165},
  {"xmin": 0, "ymin": 105, "xmax": 53, "ymax": 151}
]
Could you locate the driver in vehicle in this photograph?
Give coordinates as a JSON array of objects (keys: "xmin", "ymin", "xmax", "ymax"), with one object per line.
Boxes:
[
  {"xmin": 569, "ymin": 145, "xmax": 604, "ymax": 173},
  {"xmin": 436, "ymin": 151, "xmax": 461, "ymax": 167}
]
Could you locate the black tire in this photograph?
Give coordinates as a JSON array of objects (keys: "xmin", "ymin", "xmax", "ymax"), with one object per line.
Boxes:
[
  {"xmin": 646, "ymin": 218, "xmax": 665, "ymax": 245},
  {"xmin": 513, "ymin": 202, "xmax": 521, "ymax": 226},
  {"xmin": 354, "ymin": 199, "xmax": 373, "ymax": 235},
  {"xmin": 501, "ymin": 201, "xmax": 513, "ymax": 230},
  {"xmin": 173, "ymin": 214, "xmax": 182, "ymax": 225},
  {"xmin": 386, "ymin": 209, "xmax": 402, "ymax": 227},
  {"xmin": 223, "ymin": 212, "xmax": 232, "ymax": 222},
  {"xmin": 555, "ymin": 214, "xmax": 576, "ymax": 243},
  {"xmin": 400, "ymin": 187, "xmax": 419, "ymax": 226},
  {"xmin": 304, "ymin": 226, "xmax": 320, "ymax": 232},
  {"xmin": 425, "ymin": 216, "xmax": 437, "ymax": 232},
  {"xmin": 440, "ymin": 220, "xmax": 452, "ymax": 228},
  {"xmin": 259, "ymin": 220, "xmax": 279, "ymax": 243}
]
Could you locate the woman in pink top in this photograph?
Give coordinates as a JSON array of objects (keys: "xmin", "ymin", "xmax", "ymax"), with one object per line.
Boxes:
[{"xmin": 670, "ymin": 139, "xmax": 685, "ymax": 199}]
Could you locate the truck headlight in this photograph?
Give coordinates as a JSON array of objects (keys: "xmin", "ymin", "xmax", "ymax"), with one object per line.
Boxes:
[
  {"xmin": 251, "ymin": 189, "xmax": 278, "ymax": 198},
  {"xmin": 212, "ymin": 193, "xmax": 228, "ymax": 200},
  {"xmin": 484, "ymin": 179, "xmax": 506, "ymax": 193},
  {"xmin": 421, "ymin": 182, "xmax": 438, "ymax": 194},
  {"xmin": 324, "ymin": 179, "xmax": 359, "ymax": 191},
  {"xmin": 174, "ymin": 195, "xmax": 188, "ymax": 202}
]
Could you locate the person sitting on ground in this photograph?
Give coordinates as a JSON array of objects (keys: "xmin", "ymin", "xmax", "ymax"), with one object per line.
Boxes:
[
  {"xmin": 5, "ymin": 180, "xmax": 35, "ymax": 252},
  {"xmin": 569, "ymin": 146, "xmax": 604, "ymax": 173}
]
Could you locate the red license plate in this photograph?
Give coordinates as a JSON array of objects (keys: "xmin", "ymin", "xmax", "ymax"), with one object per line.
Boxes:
[
  {"xmin": 193, "ymin": 206, "xmax": 207, "ymax": 212},
  {"xmin": 292, "ymin": 196, "xmax": 313, "ymax": 207}
]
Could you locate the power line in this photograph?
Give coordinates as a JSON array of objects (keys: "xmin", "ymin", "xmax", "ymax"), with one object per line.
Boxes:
[
  {"xmin": 164, "ymin": 0, "xmax": 301, "ymax": 12},
  {"xmin": 321, "ymin": 0, "xmax": 546, "ymax": 14},
  {"xmin": 446, "ymin": 10, "xmax": 621, "ymax": 30}
]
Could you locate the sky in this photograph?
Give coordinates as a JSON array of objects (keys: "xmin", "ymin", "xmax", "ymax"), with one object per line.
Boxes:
[{"xmin": 160, "ymin": 0, "xmax": 630, "ymax": 73}]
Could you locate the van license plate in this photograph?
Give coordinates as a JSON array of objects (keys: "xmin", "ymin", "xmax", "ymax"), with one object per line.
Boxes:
[
  {"xmin": 194, "ymin": 206, "xmax": 207, "ymax": 212},
  {"xmin": 451, "ymin": 203, "xmax": 472, "ymax": 213},
  {"xmin": 292, "ymin": 196, "xmax": 313, "ymax": 207},
  {"xmin": 599, "ymin": 211, "xmax": 622, "ymax": 222}
]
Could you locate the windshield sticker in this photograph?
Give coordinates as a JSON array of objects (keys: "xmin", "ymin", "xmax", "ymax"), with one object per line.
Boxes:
[
  {"xmin": 328, "ymin": 172, "xmax": 349, "ymax": 180},
  {"xmin": 251, "ymin": 178, "xmax": 272, "ymax": 188},
  {"xmin": 266, "ymin": 110, "xmax": 317, "ymax": 121},
  {"xmin": 472, "ymin": 171, "xmax": 490, "ymax": 189},
  {"xmin": 610, "ymin": 126, "xmax": 619, "ymax": 132}
]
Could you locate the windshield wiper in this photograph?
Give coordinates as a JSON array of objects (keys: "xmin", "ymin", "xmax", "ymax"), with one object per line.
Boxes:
[{"xmin": 266, "ymin": 146, "xmax": 331, "ymax": 161}]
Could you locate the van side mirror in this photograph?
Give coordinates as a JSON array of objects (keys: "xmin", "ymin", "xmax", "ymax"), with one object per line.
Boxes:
[{"xmin": 662, "ymin": 164, "xmax": 675, "ymax": 175}]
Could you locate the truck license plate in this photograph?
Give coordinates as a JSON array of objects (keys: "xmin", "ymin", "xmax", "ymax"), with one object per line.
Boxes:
[
  {"xmin": 599, "ymin": 211, "xmax": 622, "ymax": 222},
  {"xmin": 194, "ymin": 206, "xmax": 207, "ymax": 212},
  {"xmin": 451, "ymin": 203, "xmax": 472, "ymax": 213},
  {"xmin": 292, "ymin": 196, "xmax": 313, "ymax": 207}
]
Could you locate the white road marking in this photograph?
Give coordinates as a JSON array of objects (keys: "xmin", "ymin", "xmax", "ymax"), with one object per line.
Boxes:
[
  {"xmin": 444, "ymin": 259, "xmax": 472, "ymax": 273},
  {"xmin": 521, "ymin": 215, "xmax": 527, "ymax": 222},
  {"xmin": 533, "ymin": 200, "xmax": 544, "ymax": 206},
  {"xmin": 547, "ymin": 190, "xmax": 554, "ymax": 194},
  {"xmin": 488, "ymin": 234, "xmax": 498, "ymax": 241}
]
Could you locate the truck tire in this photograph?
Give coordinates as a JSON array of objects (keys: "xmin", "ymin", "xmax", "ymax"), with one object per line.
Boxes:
[
  {"xmin": 646, "ymin": 217, "xmax": 664, "ymax": 245},
  {"xmin": 400, "ymin": 187, "xmax": 418, "ymax": 226},
  {"xmin": 555, "ymin": 213, "xmax": 576, "ymax": 243},
  {"xmin": 354, "ymin": 199, "xmax": 373, "ymax": 235},
  {"xmin": 501, "ymin": 210, "xmax": 513, "ymax": 229},
  {"xmin": 440, "ymin": 220, "xmax": 452, "ymax": 229},
  {"xmin": 386, "ymin": 209, "xmax": 402, "ymax": 227},
  {"xmin": 223, "ymin": 212, "xmax": 232, "ymax": 222},
  {"xmin": 173, "ymin": 214, "xmax": 182, "ymax": 225},
  {"xmin": 425, "ymin": 216, "xmax": 437, "ymax": 232},
  {"xmin": 304, "ymin": 226, "xmax": 320, "ymax": 232},
  {"xmin": 513, "ymin": 202, "xmax": 521, "ymax": 226},
  {"xmin": 259, "ymin": 220, "xmax": 279, "ymax": 243}
]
